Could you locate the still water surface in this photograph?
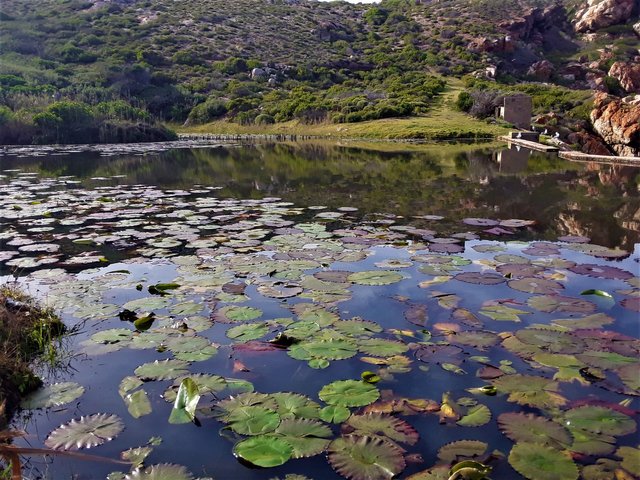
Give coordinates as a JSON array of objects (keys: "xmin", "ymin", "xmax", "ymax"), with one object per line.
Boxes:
[{"xmin": 1, "ymin": 141, "xmax": 638, "ymax": 480}]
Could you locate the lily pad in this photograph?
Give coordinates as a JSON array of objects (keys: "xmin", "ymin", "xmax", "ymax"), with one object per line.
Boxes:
[
  {"xmin": 45, "ymin": 413, "xmax": 124, "ymax": 450},
  {"xmin": 456, "ymin": 404, "xmax": 491, "ymax": 427},
  {"xmin": 508, "ymin": 278, "xmax": 564, "ymax": 295},
  {"xmin": 437, "ymin": 440, "xmax": 488, "ymax": 464},
  {"xmin": 347, "ymin": 270, "xmax": 403, "ymax": 286},
  {"xmin": 509, "ymin": 443, "xmax": 578, "ymax": 480},
  {"xmin": 328, "ymin": 435, "xmax": 406, "ymax": 480},
  {"xmin": 527, "ymin": 295, "xmax": 596, "ymax": 314},
  {"xmin": 134, "ymin": 359, "xmax": 190, "ymax": 381},
  {"xmin": 497, "ymin": 412, "xmax": 571, "ymax": 447},
  {"xmin": 169, "ymin": 378, "xmax": 201, "ymax": 424},
  {"xmin": 319, "ymin": 380, "xmax": 380, "ymax": 407},
  {"xmin": 233, "ymin": 436, "xmax": 293, "ymax": 468},
  {"xmin": 357, "ymin": 338, "xmax": 409, "ymax": 357},
  {"xmin": 272, "ymin": 418, "xmax": 332, "ymax": 458},
  {"xmin": 272, "ymin": 392, "xmax": 321, "ymax": 420},
  {"xmin": 454, "ymin": 272, "xmax": 505, "ymax": 285},
  {"xmin": 227, "ymin": 323, "xmax": 269, "ymax": 342},
  {"xmin": 124, "ymin": 464, "xmax": 193, "ymax": 480},
  {"xmin": 21, "ymin": 382, "xmax": 85, "ymax": 409},
  {"xmin": 227, "ymin": 406, "xmax": 281, "ymax": 435},
  {"xmin": 492, "ymin": 374, "xmax": 566, "ymax": 408},
  {"xmin": 563, "ymin": 406, "xmax": 636, "ymax": 436},
  {"xmin": 345, "ymin": 413, "xmax": 419, "ymax": 445}
]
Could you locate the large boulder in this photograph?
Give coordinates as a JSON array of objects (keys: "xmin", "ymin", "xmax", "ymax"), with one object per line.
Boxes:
[
  {"xmin": 608, "ymin": 61, "xmax": 640, "ymax": 94},
  {"xmin": 574, "ymin": 0, "xmax": 635, "ymax": 33},
  {"xmin": 567, "ymin": 131, "xmax": 613, "ymax": 155},
  {"xmin": 527, "ymin": 60, "xmax": 554, "ymax": 81},
  {"xmin": 591, "ymin": 93, "xmax": 640, "ymax": 156}
]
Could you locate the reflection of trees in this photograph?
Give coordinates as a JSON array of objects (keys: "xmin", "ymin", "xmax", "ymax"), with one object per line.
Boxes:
[{"xmin": 2, "ymin": 142, "xmax": 638, "ymax": 248}]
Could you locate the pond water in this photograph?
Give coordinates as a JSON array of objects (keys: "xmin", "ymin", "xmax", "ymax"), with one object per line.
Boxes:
[{"xmin": 1, "ymin": 141, "xmax": 639, "ymax": 480}]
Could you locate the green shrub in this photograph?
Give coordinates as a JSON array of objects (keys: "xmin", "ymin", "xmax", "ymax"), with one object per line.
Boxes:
[
  {"xmin": 456, "ymin": 91, "xmax": 473, "ymax": 112},
  {"xmin": 187, "ymin": 99, "xmax": 227, "ymax": 124},
  {"xmin": 254, "ymin": 113, "xmax": 275, "ymax": 125}
]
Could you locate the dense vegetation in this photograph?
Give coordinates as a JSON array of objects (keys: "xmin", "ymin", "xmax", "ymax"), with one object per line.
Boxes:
[{"xmin": 0, "ymin": 0, "xmax": 635, "ymax": 143}]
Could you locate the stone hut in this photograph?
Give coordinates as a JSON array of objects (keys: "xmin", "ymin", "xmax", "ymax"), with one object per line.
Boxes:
[{"xmin": 497, "ymin": 94, "xmax": 532, "ymax": 129}]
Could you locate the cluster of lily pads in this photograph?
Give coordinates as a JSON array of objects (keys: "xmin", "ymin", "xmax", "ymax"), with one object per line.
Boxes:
[{"xmin": 4, "ymin": 170, "xmax": 639, "ymax": 480}]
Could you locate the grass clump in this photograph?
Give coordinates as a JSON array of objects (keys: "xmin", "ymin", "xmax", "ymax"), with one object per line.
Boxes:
[{"xmin": 0, "ymin": 284, "xmax": 65, "ymax": 429}]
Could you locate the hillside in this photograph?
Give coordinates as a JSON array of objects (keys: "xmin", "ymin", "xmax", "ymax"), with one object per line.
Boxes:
[{"xmin": 0, "ymin": 0, "xmax": 638, "ymax": 146}]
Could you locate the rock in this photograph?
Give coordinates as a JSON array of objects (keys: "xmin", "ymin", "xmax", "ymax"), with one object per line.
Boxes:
[
  {"xmin": 533, "ymin": 112, "xmax": 560, "ymax": 125},
  {"xmin": 251, "ymin": 68, "xmax": 266, "ymax": 80},
  {"xmin": 527, "ymin": 60, "xmax": 554, "ymax": 81},
  {"xmin": 586, "ymin": 71, "xmax": 608, "ymax": 91},
  {"xmin": 591, "ymin": 93, "xmax": 640, "ymax": 156},
  {"xmin": 567, "ymin": 131, "xmax": 613, "ymax": 155},
  {"xmin": 560, "ymin": 62, "xmax": 587, "ymax": 80},
  {"xmin": 574, "ymin": 0, "xmax": 635, "ymax": 33},
  {"xmin": 634, "ymin": 21, "xmax": 640, "ymax": 36},
  {"xmin": 608, "ymin": 61, "xmax": 640, "ymax": 94}
]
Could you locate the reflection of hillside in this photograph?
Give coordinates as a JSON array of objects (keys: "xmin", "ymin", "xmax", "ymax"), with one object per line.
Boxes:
[{"xmin": 2, "ymin": 141, "xmax": 638, "ymax": 248}]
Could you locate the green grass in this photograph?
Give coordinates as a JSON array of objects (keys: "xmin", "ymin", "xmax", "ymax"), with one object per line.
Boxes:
[{"xmin": 176, "ymin": 79, "xmax": 509, "ymax": 140}]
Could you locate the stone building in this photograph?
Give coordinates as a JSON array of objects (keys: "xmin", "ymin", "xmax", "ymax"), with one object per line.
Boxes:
[{"xmin": 496, "ymin": 94, "xmax": 532, "ymax": 129}]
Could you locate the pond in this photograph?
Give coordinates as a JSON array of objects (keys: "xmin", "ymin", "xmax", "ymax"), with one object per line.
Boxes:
[{"xmin": 1, "ymin": 140, "xmax": 639, "ymax": 480}]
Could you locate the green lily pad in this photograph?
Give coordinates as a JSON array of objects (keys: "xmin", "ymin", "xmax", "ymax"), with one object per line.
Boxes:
[
  {"xmin": 272, "ymin": 418, "xmax": 332, "ymax": 458},
  {"xmin": 272, "ymin": 392, "xmax": 321, "ymax": 420},
  {"xmin": 134, "ymin": 359, "xmax": 190, "ymax": 381},
  {"xmin": 320, "ymin": 405, "xmax": 351, "ymax": 424},
  {"xmin": 564, "ymin": 406, "xmax": 636, "ymax": 436},
  {"xmin": 168, "ymin": 301, "xmax": 203, "ymax": 315},
  {"xmin": 124, "ymin": 464, "xmax": 193, "ymax": 480},
  {"xmin": 552, "ymin": 313, "xmax": 614, "ymax": 330},
  {"xmin": 328, "ymin": 435, "xmax": 406, "ymax": 480},
  {"xmin": 618, "ymin": 364, "xmax": 640, "ymax": 392},
  {"xmin": 21, "ymin": 382, "xmax": 85, "ymax": 409},
  {"xmin": 616, "ymin": 445, "xmax": 640, "ymax": 475},
  {"xmin": 169, "ymin": 378, "xmax": 200, "ymax": 424},
  {"xmin": 227, "ymin": 323, "xmax": 269, "ymax": 342},
  {"xmin": 214, "ymin": 393, "xmax": 278, "ymax": 421},
  {"xmin": 227, "ymin": 406, "xmax": 281, "ymax": 435},
  {"xmin": 508, "ymin": 443, "xmax": 578, "ymax": 480},
  {"xmin": 492, "ymin": 374, "xmax": 566, "ymax": 408},
  {"xmin": 120, "ymin": 446, "xmax": 153, "ymax": 468},
  {"xmin": 288, "ymin": 339, "xmax": 358, "ymax": 361},
  {"xmin": 479, "ymin": 304, "xmax": 530, "ymax": 322},
  {"xmin": 216, "ymin": 306, "xmax": 262, "ymax": 323},
  {"xmin": 456, "ymin": 404, "xmax": 491, "ymax": 427},
  {"xmin": 124, "ymin": 389, "xmax": 152, "ymax": 419},
  {"xmin": 515, "ymin": 328, "xmax": 584, "ymax": 354},
  {"xmin": 45, "ymin": 413, "xmax": 124, "ymax": 450},
  {"xmin": 498, "ymin": 412, "xmax": 571, "ymax": 447},
  {"xmin": 91, "ymin": 328, "xmax": 133, "ymax": 345},
  {"xmin": 123, "ymin": 297, "xmax": 170, "ymax": 312},
  {"xmin": 347, "ymin": 270, "xmax": 403, "ymax": 286},
  {"xmin": 233, "ymin": 436, "xmax": 293, "ymax": 468},
  {"xmin": 357, "ymin": 338, "xmax": 409, "ymax": 357},
  {"xmin": 319, "ymin": 380, "xmax": 380, "ymax": 407},
  {"xmin": 334, "ymin": 319, "xmax": 383, "ymax": 337},
  {"xmin": 437, "ymin": 440, "xmax": 488, "ymax": 464}
]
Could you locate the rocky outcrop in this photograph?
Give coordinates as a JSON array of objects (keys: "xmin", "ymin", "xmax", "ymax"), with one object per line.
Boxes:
[
  {"xmin": 527, "ymin": 60, "xmax": 554, "ymax": 81},
  {"xmin": 567, "ymin": 130, "xmax": 613, "ymax": 155},
  {"xmin": 499, "ymin": 4, "xmax": 566, "ymax": 41},
  {"xmin": 574, "ymin": 0, "xmax": 635, "ymax": 33},
  {"xmin": 591, "ymin": 93, "xmax": 640, "ymax": 156},
  {"xmin": 608, "ymin": 61, "xmax": 640, "ymax": 94}
]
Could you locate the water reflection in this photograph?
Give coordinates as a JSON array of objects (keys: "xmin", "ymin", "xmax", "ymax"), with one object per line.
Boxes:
[{"xmin": 1, "ymin": 141, "xmax": 638, "ymax": 249}]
